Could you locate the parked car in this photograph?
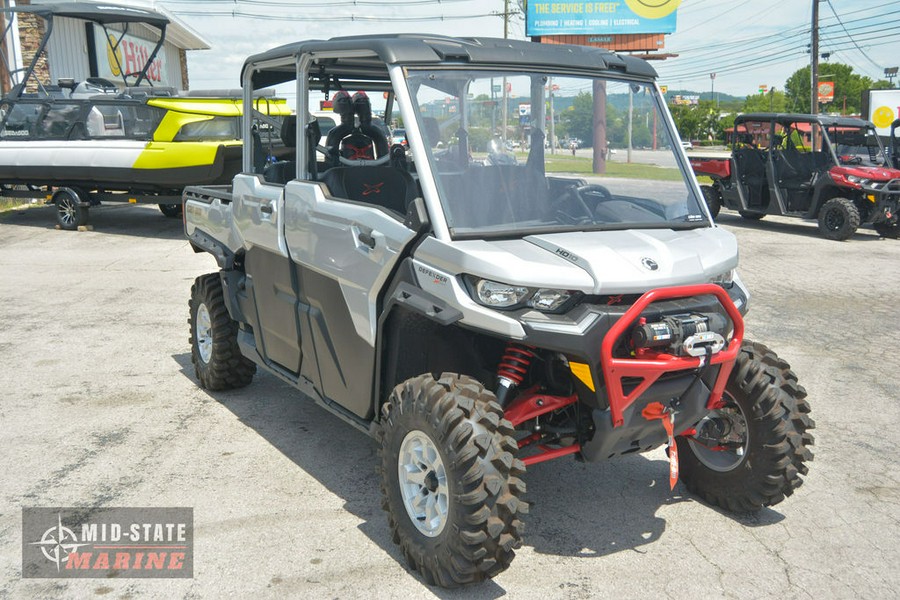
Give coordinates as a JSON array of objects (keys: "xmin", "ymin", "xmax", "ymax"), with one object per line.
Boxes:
[{"xmin": 391, "ymin": 128, "xmax": 408, "ymax": 147}]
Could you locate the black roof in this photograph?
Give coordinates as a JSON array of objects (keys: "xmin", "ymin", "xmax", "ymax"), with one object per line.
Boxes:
[
  {"xmin": 737, "ymin": 112, "xmax": 872, "ymax": 128},
  {"xmin": 0, "ymin": 2, "xmax": 169, "ymax": 29},
  {"xmin": 242, "ymin": 34, "xmax": 658, "ymax": 89}
]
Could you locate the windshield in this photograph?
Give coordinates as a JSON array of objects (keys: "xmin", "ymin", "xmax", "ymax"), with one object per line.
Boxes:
[
  {"xmin": 406, "ymin": 69, "xmax": 706, "ymax": 239},
  {"xmin": 826, "ymin": 125, "xmax": 889, "ymax": 168}
]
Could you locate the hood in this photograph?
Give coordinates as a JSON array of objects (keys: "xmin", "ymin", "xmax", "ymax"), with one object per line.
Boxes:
[
  {"xmin": 831, "ymin": 165, "xmax": 900, "ymax": 181},
  {"xmin": 418, "ymin": 227, "xmax": 738, "ymax": 295}
]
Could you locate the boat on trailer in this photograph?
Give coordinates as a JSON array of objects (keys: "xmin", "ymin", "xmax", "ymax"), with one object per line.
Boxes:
[{"xmin": 0, "ymin": 2, "xmax": 289, "ymax": 229}]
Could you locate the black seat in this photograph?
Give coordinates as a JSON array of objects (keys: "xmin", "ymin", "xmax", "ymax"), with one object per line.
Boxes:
[
  {"xmin": 264, "ymin": 114, "xmax": 298, "ymax": 184},
  {"xmin": 321, "ymin": 166, "xmax": 416, "ymax": 215},
  {"xmin": 324, "ymin": 91, "xmax": 355, "ymax": 167},
  {"xmin": 324, "ymin": 91, "xmax": 390, "ymax": 167}
]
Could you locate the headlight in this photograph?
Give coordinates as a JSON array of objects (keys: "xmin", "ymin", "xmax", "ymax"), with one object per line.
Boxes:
[
  {"xmin": 709, "ymin": 269, "xmax": 734, "ymax": 286},
  {"xmin": 528, "ymin": 289, "xmax": 574, "ymax": 312},
  {"xmin": 847, "ymin": 175, "xmax": 870, "ymax": 185},
  {"xmin": 469, "ymin": 278, "xmax": 578, "ymax": 312},
  {"xmin": 474, "ymin": 279, "xmax": 530, "ymax": 307}
]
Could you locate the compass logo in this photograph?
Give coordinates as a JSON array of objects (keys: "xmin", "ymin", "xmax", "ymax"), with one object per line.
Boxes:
[
  {"xmin": 22, "ymin": 507, "xmax": 193, "ymax": 579},
  {"xmin": 31, "ymin": 514, "xmax": 92, "ymax": 571}
]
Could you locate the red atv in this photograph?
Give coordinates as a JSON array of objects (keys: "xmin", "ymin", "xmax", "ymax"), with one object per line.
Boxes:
[{"xmin": 691, "ymin": 113, "xmax": 900, "ymax": 240}]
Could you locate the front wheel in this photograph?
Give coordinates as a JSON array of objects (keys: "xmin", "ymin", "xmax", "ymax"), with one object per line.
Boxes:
[
  {"xmin": 377, "ymin": 373, "xmax": 527, "ymax": 587},
  {"xmin": 817, "ymin": 197, "xmax": 860, "ymax": 240},
  {"xmin": 677, "ymin": 341, "xmax": 814, "ymax": 512},
  {"xmin": 189, "ymin": 273, "xmax": 256, "ymax": 390}
]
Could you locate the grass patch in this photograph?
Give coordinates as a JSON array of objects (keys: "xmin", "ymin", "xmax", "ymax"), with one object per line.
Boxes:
[
  {"xmin": 544, "ymin": 154, "xmax": 684, "ymax": 181},
  {"xmin": 0, "ymin": 197, "xmax": 35, "ymax": 212}
]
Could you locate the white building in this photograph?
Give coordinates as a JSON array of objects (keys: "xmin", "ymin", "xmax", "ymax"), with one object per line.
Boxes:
[{"xmin": 1, "ymin": 0, "xmax": 209, "ymax": 94}]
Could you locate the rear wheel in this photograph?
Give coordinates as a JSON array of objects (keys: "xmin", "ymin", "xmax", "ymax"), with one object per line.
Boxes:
[
  {"xmin": 54, "ymin": 188, "xmax": 88, "ymax": 230},
  {"xmin": 189, "ymin": 273, "xmax": 256, "ymax": 390},
  {"xmin": 817, "ymin": 197, "xmax": 860, "ymax": 240},
  {"xmin": 377, "ymin": 373, "xmax": 527, "ymax": 587},
  {"xmin": 159, "ymin": 203, "xmax": 183, "ymax": 218},
  {"xmin": 677, "ymin": 340, "xmax": 814, "ymax": 512},
  {"xmin": 738, "ymin": 210, "xmax": 765, "ymax": 221},
  {"xmin": 700, "ymin": 185, "xmax": 721, "ymax": 219}
]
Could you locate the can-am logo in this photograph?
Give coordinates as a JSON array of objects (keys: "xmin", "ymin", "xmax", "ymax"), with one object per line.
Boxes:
[
  {"xmin": 641, "ymin": 257, "xmax": 659, "ymax": 271},
  {"xmin": 22, "ymin": 507, "xmax": 193, "ymax": 578}
]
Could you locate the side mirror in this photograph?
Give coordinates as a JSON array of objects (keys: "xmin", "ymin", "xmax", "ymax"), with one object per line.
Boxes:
[{"xmin": 404, "ymin": 196, "xmax": 430, "ymax": 234}]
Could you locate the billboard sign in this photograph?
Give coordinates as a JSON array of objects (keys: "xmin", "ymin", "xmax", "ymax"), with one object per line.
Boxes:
[
  {"xmin": 527, "ymin": 0, "xmax": 680, "ymax": 36},
  {"xmin": 868, "ymin": 89, "xmax": 900, "ymax": 137}
]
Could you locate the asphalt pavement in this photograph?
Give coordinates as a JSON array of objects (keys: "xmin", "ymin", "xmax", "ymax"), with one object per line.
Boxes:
[{"xmin": 1, "ymin": 202, "xmax": 898, "ymax": 599}]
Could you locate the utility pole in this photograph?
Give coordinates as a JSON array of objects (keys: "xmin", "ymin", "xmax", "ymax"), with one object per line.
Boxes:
[
  {"xmin": 500, "ymin": 0, "xmax": 509, "ymax": 145},
  {"xmin": 710, "ymin": 73, "xmax": 716, "ymax": 108},
  {"xmin": 627, "ymin": 86, "xmax": 633, "ymax": 164},
  {"xmin": 811, "ymin": 0, "xmax": 819, "ymax": 114},
  {"xmin": 548, "ymin": 77, "xmax": 556, "ymax": 155}
]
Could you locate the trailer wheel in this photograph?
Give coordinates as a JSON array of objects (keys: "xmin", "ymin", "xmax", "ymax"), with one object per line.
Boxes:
[
  {"xmin": 159, "ymin": 203, "xmax": 183, "ymax": 218},
  {"xmin": 817, "ymin": 197, "xmax": 859, "ymax": 240},
  {"xmin": 54, "ymin": 188, "xmax": 88, "ymax": 230},
  {"xmin": 677, "ymin": 340, "xmax": 814, "ymax": 512},
  {"xmin": 189, "ymin": 273, "xmax": 256, "ymax": 390},
  {"xmin": 700, "ymin": 185, "xmax": 721, "ymax": 219},
  {"xmin": 377, "ymin": 373, "xmax": 527, "ymax": 587}
]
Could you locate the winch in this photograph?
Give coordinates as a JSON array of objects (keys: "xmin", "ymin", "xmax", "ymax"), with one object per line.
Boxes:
[{"xmin": 631, "ymin": 313, "xmax": 728, "ymax": 357}]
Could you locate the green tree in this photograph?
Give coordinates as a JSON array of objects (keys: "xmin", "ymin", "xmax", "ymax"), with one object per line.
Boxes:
[
  {"xmin": 560, "ymin": 91, "xmax": 594, "ymax": 147},
  {"xmin": 784, "ymin": 63, "xmax": 885, "ymax": 114},
  {"xmin": 670, "ymin": 103, "xmax": 704, "ymax": 142},
  {"xmin": 743, "ymin": 90, "xmax": 788, "ymax": 113}
]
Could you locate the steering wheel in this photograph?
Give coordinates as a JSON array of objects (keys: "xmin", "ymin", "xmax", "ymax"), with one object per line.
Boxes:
[
  {"xmin": 839, "ymin": 155, "xmax": 862, "ymax": 165},
  {"xmin": 574, "ymin": 184, "xmax": 614, "ymax": 206},
  {"xmin": 552, "ymin": 184, "xmax": 613, "ymax": 224}
]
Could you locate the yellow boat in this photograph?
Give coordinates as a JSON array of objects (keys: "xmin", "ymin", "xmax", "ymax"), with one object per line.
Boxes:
[{"xmin": 0, "ymin": 3, "xmax": 291, "ymax": 228}]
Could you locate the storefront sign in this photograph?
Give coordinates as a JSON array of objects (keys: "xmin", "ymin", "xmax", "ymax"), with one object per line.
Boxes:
[{"xmin": 93, "ymin": 25, "xmax": 168, "ymax": 86}]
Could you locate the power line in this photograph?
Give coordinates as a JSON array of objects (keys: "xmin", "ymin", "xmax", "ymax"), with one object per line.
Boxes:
[
  {"xmin": 162, "ymin": 0, "xmax": 477, "ymax": 6},
  {"xmin": 170, "ymin": 9, "xmax": 501, "ymax": 22},
  {"xmin": 660, "ymin": 19, "xmax": 898, "ymax": 82},
  {"xmin": 824, "ymin": 0, "xmax": 883, "ymax": 71}
]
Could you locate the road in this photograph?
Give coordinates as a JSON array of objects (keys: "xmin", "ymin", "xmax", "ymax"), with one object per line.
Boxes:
[{"xmin": 1, "ymin": 202, "xmax": 898, "ymax": 598}]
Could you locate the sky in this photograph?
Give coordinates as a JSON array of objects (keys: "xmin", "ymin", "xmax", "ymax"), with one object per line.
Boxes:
[{"xmin": 138, "ymin": 0, "xmax": 898, "ymax": 98}]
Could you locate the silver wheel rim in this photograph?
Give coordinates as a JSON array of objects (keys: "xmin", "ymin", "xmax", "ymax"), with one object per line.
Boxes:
[
  {"xmin": 58, "ymin": 197, "xmax": 76, "ymax": 225},
  {"xmin": 687, "ymin": 393, "xmax": 749, "ymax": 472},
  {"xmin": 195, "ymin": 302, "xmax": 213, "ymax": 364},
  {"xmin": 398, "ymin": 430, "xmax": 449, "ymax": 537}
]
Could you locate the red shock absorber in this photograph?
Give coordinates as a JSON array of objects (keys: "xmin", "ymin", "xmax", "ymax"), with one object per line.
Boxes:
[{"xmin": 496, "ymin": 343, "xmax": 535, "ymax": 407}]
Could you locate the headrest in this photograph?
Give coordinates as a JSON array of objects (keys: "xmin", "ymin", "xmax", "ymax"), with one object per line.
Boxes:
[
  {"xmin": 332, "ymin": 90, "xmax": 353, "ymax": 124},
  {"xmin": 281, "ymin": 114, "xmax": 297, "ymax": 148},
  {"xmin": 352, "ymin": 91, "xmax": 372, "ymax": 125}
]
